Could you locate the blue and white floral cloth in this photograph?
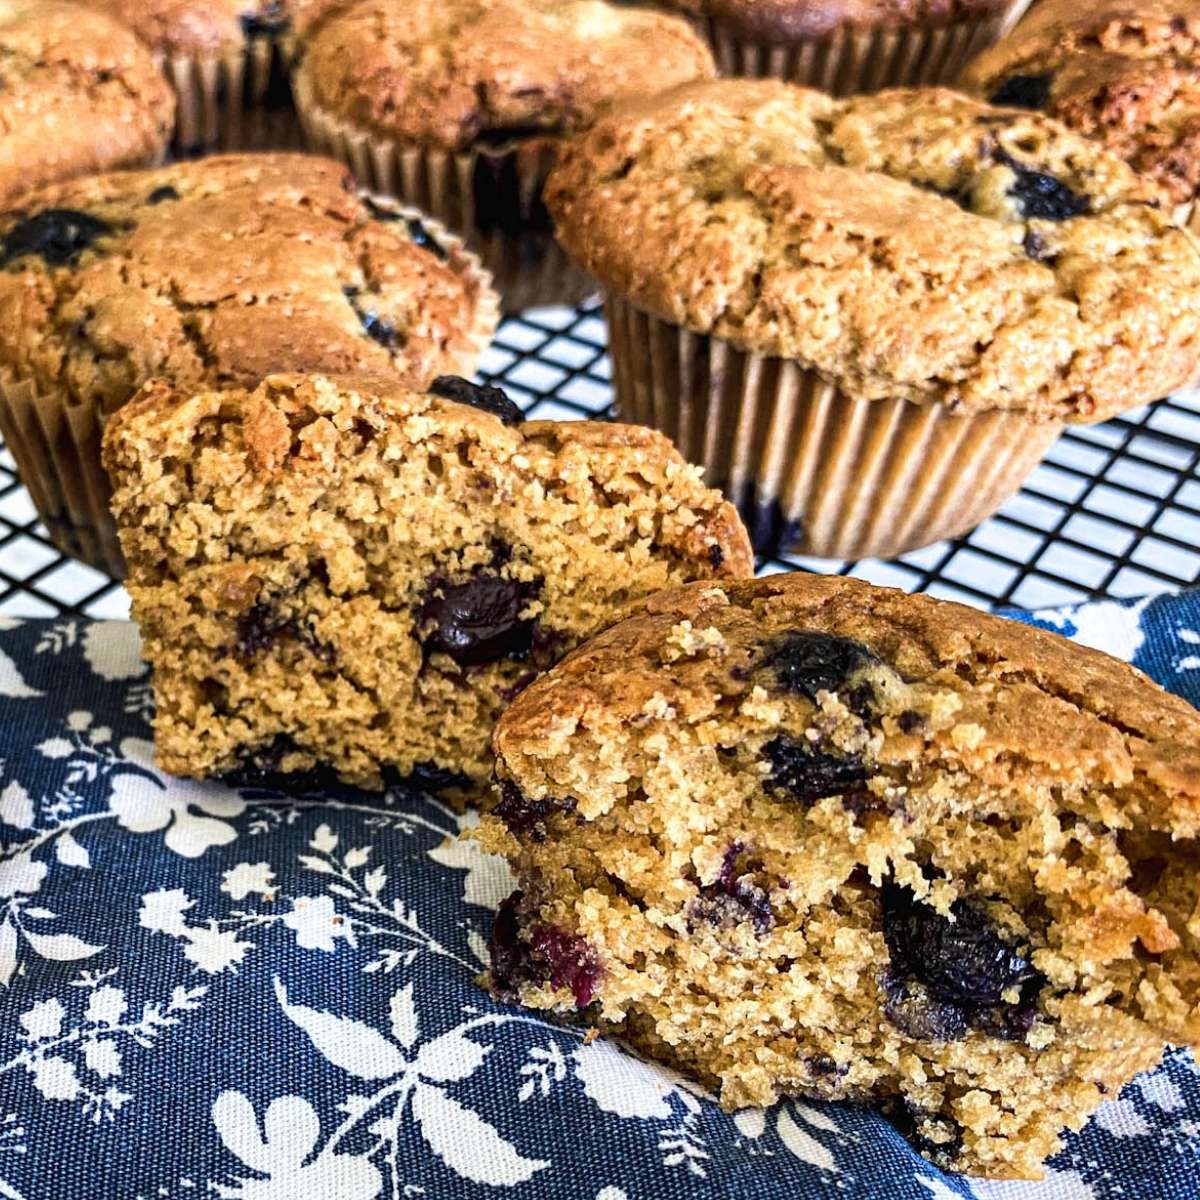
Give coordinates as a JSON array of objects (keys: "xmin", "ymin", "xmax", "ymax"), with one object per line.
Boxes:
[{"xmin": 1, "ymin": 596, "xmax": 1199, "ymax": 1200}]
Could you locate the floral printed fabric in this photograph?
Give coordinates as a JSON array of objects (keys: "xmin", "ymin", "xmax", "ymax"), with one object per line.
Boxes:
[{"xmin": 0, "ymin": 600, "xmax": 1199, "ymax": 1200}]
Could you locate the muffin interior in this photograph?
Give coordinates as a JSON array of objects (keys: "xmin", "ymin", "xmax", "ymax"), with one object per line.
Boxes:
[
  {"xmin": 102, "ymin": 373, "xmax": 749, "ymax": 790},
  {"xmin": 482, "ymin": 597, "xmax": 1200, "ymax": 1178}
]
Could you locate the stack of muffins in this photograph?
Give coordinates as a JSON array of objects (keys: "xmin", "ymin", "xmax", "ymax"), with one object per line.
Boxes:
[{"xmin": 1, "ymin": 0, "xmax": 1200, "ymax": 1183}]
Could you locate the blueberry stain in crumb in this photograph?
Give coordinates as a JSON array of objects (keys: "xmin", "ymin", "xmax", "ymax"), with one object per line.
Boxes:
[
  {"xmin": 220, "ymin": 734, "xmax": 343, "ymax": 793},
  {"xmin": 418, "ymin": 571, "xmax": 539, "ymax": 666},
  {"xmin": 494, "ymin": 779, "xmax": 576, "ymax": 841},
  {"xmin": 1, "ymin": 209, "xmax": 112, "ymax": 267},
  {"xmin": 232, "ymin": 600, "xmax": 334, "ymax": 663},
  {"xmin": 988, "ymin": 73, "xmax": 1053, "ymax": 111},
  {"xmin": 992, "ymin": 147, "xmax": 1089, "ymax": 221},
  {"xmin": 147, "ymin": 186, "xmax": 180, "ymax": 205},
  {"xmin": 430, "ymin": 376, "xmax": 525, "ymax": 426},
  {"xmin": 489, "ymin": 892, "xmax": 601, "ymax": 1008},
  {"xmin": 764, "ymin": 631, "xmax": 881, "ymax": 703},
  {"xmin": 390, "ymin": 761, "xmax": 470, "ymax": 795},
  {"xmin": 883, "ymin": 1098, "xmax": 964, "ymax": 1164},
  {"xmin": 362, "ymin": 197, "xmax": 450, "ymax": 262},
  {"xmin": 763, "ymin": 735, "xmax": 870, "ymax": 806},
  {"xmin": 693, "ymin": 842, "xmax": 774, "ymax": 935},
  {"xmin": 342, "ymin": 286, "xmax": 401, "ymax": 349}
]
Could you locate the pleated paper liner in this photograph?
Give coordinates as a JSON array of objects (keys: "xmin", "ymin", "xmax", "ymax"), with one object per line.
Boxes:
[
  {"xmin": 606, "ymin": 296, "xmax": 1062, "ymax": 561},
  {"xmin": 0, "ymin": 202, "xmax": 500, "ymax": 580},
  {"xmin": 700, "ymin": 0, "xmax": 1031, "ymax": 95},
  {"xmin": 158, "ymin": 28, "xmax": 303, "ymax": 155},
  {"xmin": 294, "ymin": 72, "xmax": 596, "ymax": 312}
]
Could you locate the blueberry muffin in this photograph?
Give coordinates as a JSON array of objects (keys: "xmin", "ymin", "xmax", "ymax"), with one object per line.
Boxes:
[
  {"xmin": 546, "ymin": 80, "xmax": 1200, "ymax": 558},
  {"xmin": 82, "ymin": 0, "xmax": 331, "ymax": 149},
  {"xmin": 0, "ymin": 154, "xmax": 498, "ymax": 575},
  {"xmin": 654, "ymin": 0, "xmax": 1031, "ymax": 93},
  {"xmin": 101, "ymin": 372, "xmax": 753, "ymax": 791},
  {"xmin": 961, "ymin": 0, "xmax": 1200, "ymax": 227},
  {"xmin": 478, "ymin": 572, "xmax": 1200, "ymax": 1179},
  {"xmin": 293, "ymin": 0, "xmax": 716, "ymax": 311},
  {"xmin": 0, "ymin": 2, "xmax": 174, "ymax": 207}
]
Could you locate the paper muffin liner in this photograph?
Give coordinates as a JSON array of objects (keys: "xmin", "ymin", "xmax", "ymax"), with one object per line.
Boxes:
[
  {"xmin": 0, "ymin": 202, "xmax": 498, "ymax": 580},
  {"xmin": 295, "ymin": 73, "xmax": 596, "ymax": 312},
  {"xmin": 699, "ymin": 0, "xmax": 1032, "ymax": 95},
  {"xmin": 606, "ymin": 296, "xmax": 1062, "ymax": 561},
  {"xmin": 157, "ymin": 29, "xmax": 303, "ymax": 155}
]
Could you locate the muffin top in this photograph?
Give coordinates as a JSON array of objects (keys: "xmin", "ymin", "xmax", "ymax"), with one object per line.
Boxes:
[
  {"xmin": 0, "ymin": 154, "xmax": 496, "ymax": 416},
  {"xmin": 659, "ymin": 0, "xmax": 1014, "ymax": 40},
  {"xmin": 0, "ymin": 1, "xmax": 174, "ymax": 208},
  {"xmin": 296, "ymin": 0, "xmax": 716, "ymax": 151},
  {"xmin": 546, "ymin": 80, "xmax": 1200, "ymax": 421},
  {"xmin": 961, "ymin": 0, "xmax": 1200, "ymax": 209},
  {"xmin": 81, "ymin": 0, "xmax": 311, "ymax": 54}
]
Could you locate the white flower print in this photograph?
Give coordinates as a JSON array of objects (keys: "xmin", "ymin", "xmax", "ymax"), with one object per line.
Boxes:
[
  {"xmin": 427, "ymin": 809, "xmax": 516, "ymax": 912},
  {"xmin": 82, "ymin": 623, "xmax": 145, "ymax": 683},
  {"xmin": 19, "ymin": 1000, "xmax": 64, "ymax": 1041},
  {"xmin": 281, "ymin": 896, "xmax": 355, "ymax": 953},
  {"xmin": 212, "ymin": 1093, "xmax": 382, "ymax": 1200},
  {"xmin": 138, "ymin": 890, "xmax": 195, "ymax": 937},
  {"xmin": 180, "ymin": 925, "xmax": 254, "ymax": 975},
  {"xmin": 0, "ymin": 854, "xmax": 46, "ymax": 899},
  {"xmin": 108, "ymin": 757, "xmax": 244, "ymax": 859},
  {"xmin": 221, "ymin": 863, "xmax": 276, "ymax": 901}
]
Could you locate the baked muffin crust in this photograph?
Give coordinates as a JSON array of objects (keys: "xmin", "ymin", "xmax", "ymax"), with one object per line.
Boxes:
[
  {"xmin": 546, "ymin": 80, "xmax": 1200, "ymax": 420},
  {"xmin": 296, "ymin": 0, "xmax": 716, "ymax": 151}
]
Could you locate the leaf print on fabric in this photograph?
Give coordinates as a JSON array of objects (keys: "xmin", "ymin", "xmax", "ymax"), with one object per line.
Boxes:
[
  {"xmin": 427, "ymin": 810, "xmax": 516, "ymax": 912},
  {"xmin": 0, "ymin": 647, "xmax": 42, "ymax": 700},
  {"xmin": 108, "ymin": 762, "xmax": 244, "ymax": 859},
  {"xmin": 81, "ymin": 624, "xmax": 144, "ymax": 684},
  {"xmin": 211, "ymin": 1093, "xmax": 383, "ymax": 1200}
]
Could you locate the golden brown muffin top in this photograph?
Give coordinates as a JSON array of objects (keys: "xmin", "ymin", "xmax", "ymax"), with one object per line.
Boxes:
[
  {"xmin": 962, "ymin": 0, "xmax": 1200, "ymax": 207},
  {"xmin": 0, "ymin": 1, "xmax": 174, "ymax": 208},
  {"xmin": 546, "ymin": 79, "xmax": 1200, "ymax": 421},
  {"xmin": 0, "ymin": 154, "xmax": 496, "ymax": 416},
  {"xmin": 296, "ymin": 0, "xmax": 716, "ymax": 151}
]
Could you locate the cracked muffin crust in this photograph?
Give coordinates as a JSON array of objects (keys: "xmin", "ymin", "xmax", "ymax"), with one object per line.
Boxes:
[
  {"xmin": 295, "ymin": 0, "xmax": 715, "ymax": 152},
  {"xmin": 0, "ymin": 153, "xmax": 496, "ymax": 574},
  {"xmin": 102, "ymin": 373, "xmax": 753, "ymax": 791},
  {"xmin": 293, "ymin": 0, "xmax": 715, "ymax": 310},
  {"xmin": 0, "ymin": 1, "xmax": 175, "ymax": 208},
  {"xmin": 479, "ymin": 573, "xmax": 1200, "ymax": 1178},
  {"xmin": 961, "ymin": 0, "xmax": 1200, "ymax": 218},
  {"xmin": 546, "ymin": 80, "xmax": 1200, "ymax": 421}
]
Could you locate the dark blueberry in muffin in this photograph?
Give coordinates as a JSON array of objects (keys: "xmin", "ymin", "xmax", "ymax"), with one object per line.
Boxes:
[
  {"xmin": 764, "ymin": 631, "xmax": 881, "ymax": 703},
  {"xmin": 418, "ymin": 572, "xmax": 538, "ymax": 666},
  {"xmin": 220, "ymin": 734, "xmax": 343, "ymax": 793},
  {"xmin": 883, "ymin": 1098, "xmax": 964, "ymax": 1164},
  {"xmin": 489, "ymin": 892, "xmax": 601, "ymax": 1008},
  {"xmin": 993, "ymin": 149, "xmax": 1090, "ymax": 221},
  {"xmin": 882, "ymin": 972, "xmax": 969, "ymax": 1043},
  {"xmin": 342, "ymin": 286, "xmax": 401, "ymax": 349},
  {"xmin": 694, "ymin": 843, "xmax": 774, "ymax": 935},
  {"xmin": 2, "ymin": 209, "xmax": 112, "ymax": 268},
  {"xmin": 494, "ymin": 779, "xmax": 576, "ymax": 841},
  {"xmin": 147, "ymin": 186, "xmax": 181, "ymax": 205},
  {"xmin": 430, "ymin": 376, "xmax": 525, "ymax": 426},
  {"xmin": 988, "ymin": 73, "xmax": 1054, "ymax": 111},
  {"xmin": 763, "ymin": 735, "xmax": 870, "ymax": 806},
  {"xmin": 882, "ymin": 884, "xmax": 1036, "ymax": 1007},
  {"xmin": 391, "ymin": 761, "xmax": 471, "ymax": 794}
]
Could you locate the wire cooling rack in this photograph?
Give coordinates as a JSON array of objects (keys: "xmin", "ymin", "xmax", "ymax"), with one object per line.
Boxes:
[{"xmin": 0, "ymin": 299, "xmax": 1197, "ymax": 620}]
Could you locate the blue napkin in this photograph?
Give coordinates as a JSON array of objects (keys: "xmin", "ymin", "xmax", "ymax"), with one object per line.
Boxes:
[{"xmin": 0, "ymin": 594, "xmax": 1198, "ymax": 1200}]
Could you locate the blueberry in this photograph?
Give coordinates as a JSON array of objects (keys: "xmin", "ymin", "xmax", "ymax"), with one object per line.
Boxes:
[
  {"xmin": 763, "ymin": 631, "xmax": 881, "ymax": 704},
  {"xmin": 882, "ymin": 884, "xmax": 1037, "ymax": 1007},
  {"xmin": 1, "ymin": 209, "xmax": 112, "ymax": 267},
  {"xmin": 430, "ymin": 376, "xmax": 525, "ymax": 426},
  {"xmin": 493, "ymin": 780, "xmax": 575, "ymax": 842},
  {"xmin": 233, "ymin": 600, "xmax": 334, "ymax": 662},
  {"xmin": 361, "ymin": 197, "xmax": 450, "ymax": 261},
  {"xmin": 763, "ymin": 735, "xmax": 870, "ymax": 806},
  {"xmin": 220, "ymin": 734, "xmax": 343, "ymax": 793},
  {"xmin": 1023, "ymin": 229, "xmax": 1056, "ymax": 262},
  {"xmin": 707, "ymin": 543, "xmax": 725, "ymax": 570},
  {"xmin": 342, "ymin": 286, "xmax": 401, "ymax": 349},
  {"xmin": 882, "ymin": 971, "xmax": 969, "ymax": 1043},
  {"xmin": 741, "ymin": 496, "xmax": 804, "ymax": 558},
  {"xmin": 418, "ymin": 571, "xmax": 537, "ymax": 666},
  {"xmin": 897, "ymin": 711, "xmax": 924, "ymax": 735},
  {"xmin": 988, "ymin": 72, "xmax": 1053, "ymax": 111},
  {"xmin": 146, "ymin": 186, "xmax": 180, "ymax": 205},
  {"xmin": 992, "ymin": 148, "xmax": 1089, "ymax": 221},
  {"xmin": 693, "ymin": 842, "xmax": 774, "ymax": 935},
  {"xmin": 488, "ymin": 892, "xmax": 601, "ymax": 1008}
]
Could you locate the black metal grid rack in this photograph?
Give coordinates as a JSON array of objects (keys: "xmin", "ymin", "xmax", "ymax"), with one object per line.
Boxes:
[{"xmin": 0, "ymin": 300, "xmax": 1198, "ymax": 619}]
